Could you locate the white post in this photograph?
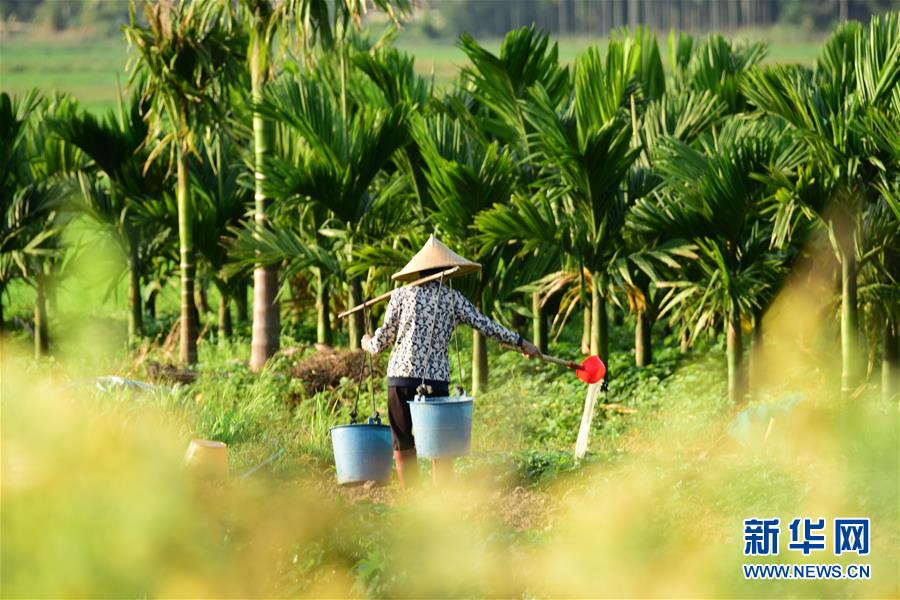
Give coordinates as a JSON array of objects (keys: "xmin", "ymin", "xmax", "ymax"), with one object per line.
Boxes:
[{"xmin": 575, "ymin": 381, "xmax": 602, "ymax": 459}]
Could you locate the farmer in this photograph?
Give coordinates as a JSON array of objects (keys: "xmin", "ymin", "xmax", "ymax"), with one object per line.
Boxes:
[{"xmin": 362, "ymin": 235, "xmax": 540, "ymax": 488}]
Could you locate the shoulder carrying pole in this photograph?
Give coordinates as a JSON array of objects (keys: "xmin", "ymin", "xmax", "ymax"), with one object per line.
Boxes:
[{"xmin": 337, "ymin": 266, "xmax": 461, "ymax": 319}]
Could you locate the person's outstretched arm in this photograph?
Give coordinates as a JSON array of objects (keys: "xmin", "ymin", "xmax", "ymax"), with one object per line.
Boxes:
[
  {"xmin": 362, "ymin": 292, "xmax": 401, "ymax": 353},
  {"xmin": 454, "ymin": 290, "xmax": 540, "ymax": 357}
]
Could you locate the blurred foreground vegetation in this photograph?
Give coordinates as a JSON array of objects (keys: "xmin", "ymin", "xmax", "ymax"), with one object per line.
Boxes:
[{"xmin": 2, "ymin": 284, "xmax": 898, "ymax": 596}]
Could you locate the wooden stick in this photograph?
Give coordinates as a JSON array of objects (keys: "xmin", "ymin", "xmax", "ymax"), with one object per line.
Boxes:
[
  {"xmin": 337, "ymin": 266, "xmax": 461, "ymax": 319},
  {"xmin": 535, "ymin": 353, "xmax": 583, "ymax": 370},
  {"xmin": 499, "ymin": 343, "xmax": 583, "ymax": 370}
]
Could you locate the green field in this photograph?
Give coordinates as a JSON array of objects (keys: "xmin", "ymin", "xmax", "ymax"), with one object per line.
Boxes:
[
  {"xmin": 0, "ymin": 32, "xmax": 822, "ymax": 112},
  {"xmin": 0, "ymin": 38, "xmax": 127, "ymax": 112},
  {"xmin": 3, "ymin": 14, "xmax": 897, "ymax": 597}
]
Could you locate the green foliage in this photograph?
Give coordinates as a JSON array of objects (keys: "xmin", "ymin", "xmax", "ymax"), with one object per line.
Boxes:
[
  {"xmin": 3, "ymin": 12, "xmax": 900, "ymax": 598},
  {"xmin": 670, "ymin": 33, "xmax": 767, "ymax": 113},
  {"xmin": 1, "ymin": 92, "xmax": 83, "ymax": 299},
  {"xmin": 124, "ymin": 0, "xmax": 246, "ymax": 168}
]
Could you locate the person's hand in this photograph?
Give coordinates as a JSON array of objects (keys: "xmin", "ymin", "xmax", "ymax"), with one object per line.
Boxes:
[
  {"xmin": 520, "ymin": 339, "xmax": 540, "ymax": 359},
  {"xmin": 362, "ymin": 333, "xmax": 372, "ymax": 351}
]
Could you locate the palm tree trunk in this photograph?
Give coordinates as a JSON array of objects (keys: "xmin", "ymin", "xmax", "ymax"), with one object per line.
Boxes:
[
  {"xmin": 635, "ymin": 305, "xmax": 652, "ymax": 367},
  {"xmin": 590, "ymin": 273, "xmax": 608, "ymax": 360},
  {"xmin": 34, "ymin": 280, "xmax": 49, "ymax": 359},
  {"xmin": 348, "ymin": 277, "xmax": 363, "ymax": 350},
  {"xmin": 47, "ymin": 276, "xmax": 57, "ymax": 317},
  {"xmin": 840, "ymin": 243, "xmax": 860, "ymax": 398},
  {"xmin": 532, "ymin": 291, "xmax": 547, "ymax": 353},
  {"xmin": 581, "ymin": 302, "xmax": 591, "ymax": 354},
  {"xmin": 234, "ymin": 279, "xmax": 248, "ymax": 326},
  {"xmin": 883, "ymin": 322, "xmax": 898, "ymax": 402},
  {"xmin": 316, "ymin": 270, "xmax": 332, "ymax": 346},
  {"xmin": 177, "ymin": 146, "xmax": 198, "ymax": 365},
  {"xmin": 511, "ymin": 305, "xmax": 525, "ymax": 337},
  {"xmin": 727, "ymin": 308, "xmax": 744, "ymax": 403},
  {"xmin": 197, "ymin": 281, "xmax": 211, "ymax": 315},
  {"xmin": 128, "ymin": 239, "xmax": 142, "ymax": 342},
  {"xmin": 289, "ymin": 275, "xmax": 304, "ymax": 327},
  {"xmin": 749, "ymin": 311, "xmax": 764, "ymax": 390},
  {"xmin": 145, "ymin": 288, "xmax": 157, "ymax": 320},
  {"xmin": 472, "ymin": 329, "xmax": 488, "ymax": 394},
  {"xmin": 218, "ymin": 293, "xmax": 232, "ymax": 341},
  {"xmin": 251, "ymin": 266, "xmax": 280, "ymax": 366},
  {"xmin": 249, "ymin": 34, "xmax": 280, "ymax": 372},
  {"xmin": 611, "ymin": 304, "xmax": 623, "ymax": 327}
]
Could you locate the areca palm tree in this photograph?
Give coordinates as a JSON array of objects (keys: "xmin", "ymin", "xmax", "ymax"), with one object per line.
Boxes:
[
  {"xmin": 458, "ymin": 25, "xmax": 570, "ymax": 168},
  {"xmin": 629, "ymin": 117, "xmax": 801, "ymax": 402},
  {"xmin": 857, "ymin": 195, "xmax": 899, "ymax": 399},
  {"xmin": 605, "ymin": 30, "xmax": 763, "ymax": 366},
  {"xmin": 0, "ymin": 90, "xmax": 40, "ymax": 331},
  {"xmin": 0, "ymin": 185, "xmax": 70, "ymax": 355},
  {"xmin": 477, "ymin": 32, "xmax": 672, "ymax": 364},
  {"xmin": 618, "ymin": 89, "xmax": 727, "ymax": 365},
  {"xmin": 413, "ymin": 113, "xmax": 521, "ymax": 393},
  {"xmin": 124, "ymin": 0, "xmax": 244, "ymax": 365},
  {"xmin": 228, "ymin": 71, "xmax": 409, "ymax": 347},
  {"xmin": 667, "ymin": 31, "xmax": 767, "ymax": 115},
  {"xmin": 1, "ymin": 92, "xmax": 83, "ymax": 356},
  {"xmin": 523, "ymin": 46, "xmax": 643, "ymax": 360},
  {"xmin": 474, "ymin": 189, "xmax": 565, "ymax": 339},
  {"xmin": 350, "ymin": 35, "xmax": 547, "ymax": 316},
  {"xmin": 192, "ymin": 129, "xmax": 253, "ymax": 341},
  {"xmin": 742, "ymin": 13, "xmax": 900, "ymax": 397},
  {"xmin": 0, "ymin": 90, "xmax": 40, "ymax": 204},
  {"xmin": 353, "ymin": 42, "xmax": 435, "ymax": 241},
  {"xmin": 240, "ymin": 0, "xmax": 411, "ymax": 370},
  {"xmin": 459, "ymin": 26, "xmax": 570, "ymax": 351},
  {"xmin": 855, "ymin": 64, "xmax": 900, "ymax": 401},
  {"xmin": 52, "ymin": 93, "xmax": 168, "ymax": 342}
]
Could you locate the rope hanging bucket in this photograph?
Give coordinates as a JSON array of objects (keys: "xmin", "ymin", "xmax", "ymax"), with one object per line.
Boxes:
[
  {"xmin": 330, "ymin": 417, "xmax": 393, "ymax": 485},
  {"xmin": 408, "ymin": 394, "xmax": 474, "ymax": 458},
  {"xmin": 330, "ymin": 305, "xmax": 393, "ymax": 486},
  {"xmin": 407, "ymin": 273, "xmax": 475, "ymax": 459}
]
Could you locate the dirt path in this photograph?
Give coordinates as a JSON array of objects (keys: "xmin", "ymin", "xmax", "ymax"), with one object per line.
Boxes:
[{"xmin": 335, "ymin": 480, "xmax": 555, "ymax": 532}]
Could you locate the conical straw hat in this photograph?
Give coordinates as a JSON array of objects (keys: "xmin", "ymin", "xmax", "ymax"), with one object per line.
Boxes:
[{"xmin": 392, "ymin": 235, "xmax": 481, "ymax": 282}]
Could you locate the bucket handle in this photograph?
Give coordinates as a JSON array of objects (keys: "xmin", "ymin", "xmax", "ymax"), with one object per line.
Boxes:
[
  {"xmin": 414, "ymin": 272, "xmax": 468, "ymax": 402},
  {"xmin": 351, "ymin": 302, "xmax": 379, "ymax": 424},
  {"xmin": 448, "ymin": 278, "xmax": 467, "ymax": 399},
  {"xmin": 418, "ymin": 270, "xmax": 445, "ymax": 394}
]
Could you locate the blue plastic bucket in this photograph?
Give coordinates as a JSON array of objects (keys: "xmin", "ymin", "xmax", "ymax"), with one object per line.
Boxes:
[
  {"xmin": 330, "ymin": 423, "xmax": 393, "ymax": 485},
  {"xmin": 408, "ymin": 396, "xmax": 474, "ymax": 458}
]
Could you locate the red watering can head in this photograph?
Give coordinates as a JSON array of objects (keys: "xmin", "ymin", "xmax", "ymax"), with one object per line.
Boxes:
[{"xmin": 576, "ymin": 355, "xmax": 606, "ymax": 384}]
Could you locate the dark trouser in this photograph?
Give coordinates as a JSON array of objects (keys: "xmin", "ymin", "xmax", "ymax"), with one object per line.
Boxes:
[{"xmin": 387, "ymin": 382, "xmax": 449, "ymax": 451}]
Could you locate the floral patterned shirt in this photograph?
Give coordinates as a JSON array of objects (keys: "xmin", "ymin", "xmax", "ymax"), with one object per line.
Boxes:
[{"xmin": 362, "ymin": 281, "xmax": 522, "ymax": 384}]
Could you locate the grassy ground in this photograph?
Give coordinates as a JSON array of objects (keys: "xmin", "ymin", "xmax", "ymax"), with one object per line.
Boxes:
[
  {"xmin": 1, "ymin": 31, "xmax": 823, "ymax": 113},
  {"xmin": 2, "ymin": 268, "xmax": 898, "ymax": 596}
]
